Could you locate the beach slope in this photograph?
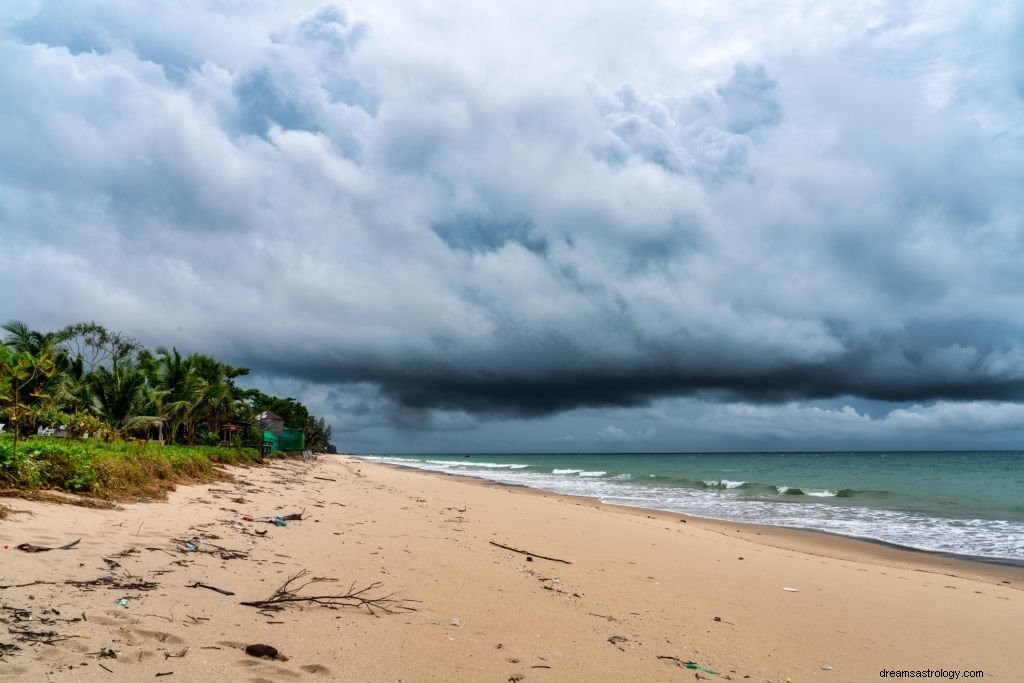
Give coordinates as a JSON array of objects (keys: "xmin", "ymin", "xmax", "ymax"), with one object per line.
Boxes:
[{"xmin": 1, "ymin": 456, "xmax": 1021, "ymax": 681}]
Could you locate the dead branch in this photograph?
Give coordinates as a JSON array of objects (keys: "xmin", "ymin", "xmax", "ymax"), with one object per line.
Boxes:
[
  {"xmin": 15, "ymin": 538, "xmax": 81, "ymax": 553},
  {"xmin": 239, "ymin": 569, "xmax": 417, "ymax": 615},
  {"xmin": 187, "ymin": 582, "xmax": 234, "ymax": 596},
  {"xmin": 9, "ymin": 626, "xmax": 77, "ymax": 645},
  {"xmin": 488, "ymin": 541, "xmax": 571, "ymax": 565},
  {"xmin": 0, "ymin": 580, "xmax": 57, "ymax": 590},
  {"xmin": 65, "ymin": 576, "xmax": 159, "ymax": 591}
]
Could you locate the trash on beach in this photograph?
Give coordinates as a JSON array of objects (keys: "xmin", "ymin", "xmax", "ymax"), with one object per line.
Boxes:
[
  {"xmin": 783, "ymin": 587, "xmax": 799, "ymax": 592},
  {"xmin": 116, "ymin": 598, "xmax": 129, "ymax": 608},
  {"xmin": 450, "ymin": 618, "xmax": 461, "ymax": 626},
  {"xmin": 184, "ymin": 541, "xmax": 199, "ymax": 552},
  {"xmin": 242, "ymin": 512, "xmax": 304, "ymax": 526},
  {"xmin": 821, "ymin": 664, "xmax": 834, "ymax": 671},
  {"xmin": 657, "ymin": 655, "xmax": 717, "ymax": 674},
  {"xmin": 15, "ymin": 538, "xmax": 81, "ymax": 553}
]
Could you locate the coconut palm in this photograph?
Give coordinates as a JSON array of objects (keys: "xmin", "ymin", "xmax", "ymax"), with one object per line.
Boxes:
[{"xmin": 87, "ymin": 361, "xmax": 147, "ymax": 435}]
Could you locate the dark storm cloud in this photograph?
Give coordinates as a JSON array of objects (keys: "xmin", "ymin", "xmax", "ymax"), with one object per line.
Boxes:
[
  {"xmin": 2, "ymin": 1, "xmax": 1024, "ymax": 449},
  {"xmin": 252, "ymin": 331, "xmax": 1024, "ymax": 419}
]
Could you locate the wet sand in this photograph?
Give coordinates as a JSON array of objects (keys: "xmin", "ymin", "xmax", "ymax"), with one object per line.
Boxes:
[{"xmin": 1, "ymin": 455, "xmax": 1021, "ymax": 681}]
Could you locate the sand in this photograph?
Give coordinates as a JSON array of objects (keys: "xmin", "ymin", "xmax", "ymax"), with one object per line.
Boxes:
[{"xmin": 1, "ymin": 455, "xmax": 1022, "ymax": 682}]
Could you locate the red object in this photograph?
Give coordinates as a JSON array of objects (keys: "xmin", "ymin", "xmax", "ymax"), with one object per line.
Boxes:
[{"xmin": 242, "ymin": 515, "xmax": 253, "ymax": 522}]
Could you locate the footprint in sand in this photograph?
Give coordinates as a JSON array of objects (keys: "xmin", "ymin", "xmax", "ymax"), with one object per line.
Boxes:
[
  {"xmin": 132, "ymin": 628, "xmax": 185, "ymax": 645},
  {"xmin": 300, "ymin": 664, "xmax": 332, "ymax": 674}
]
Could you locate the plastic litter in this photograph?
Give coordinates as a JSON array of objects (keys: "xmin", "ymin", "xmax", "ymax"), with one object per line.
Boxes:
[
  {"xmin": 783, "ymin": 587, "xmax": 799, "ymax": 592},
  {"xmin": 273, "ymin": 517, "xmax": 288, "ymax": 527},
  {"xmin": 116, "ymin": 598, "xmax": 129, "ymax": 608},
  {"xmin": 450, "ymin": 618, "xmax": 461, "ymax": 626},
  {"xmin": 686, "ymin": 661, "xmax": 718, "ymax": 675}
]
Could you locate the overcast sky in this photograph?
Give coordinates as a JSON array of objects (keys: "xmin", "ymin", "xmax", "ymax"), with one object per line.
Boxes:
[{"xmin": 3, "ymin": 1, "xmax": 1024, "ymax": 452}]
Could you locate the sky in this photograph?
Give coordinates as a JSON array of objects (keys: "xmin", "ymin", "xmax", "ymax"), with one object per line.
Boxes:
[{"xmin": 2, "ymin": 1, "xmax": 1024, "ymax": 453}]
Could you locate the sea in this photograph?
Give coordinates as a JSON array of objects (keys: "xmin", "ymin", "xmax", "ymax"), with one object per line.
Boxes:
[{"xmin": 358, "ymin": 451, "xmax": 1024, "ymax": 564}]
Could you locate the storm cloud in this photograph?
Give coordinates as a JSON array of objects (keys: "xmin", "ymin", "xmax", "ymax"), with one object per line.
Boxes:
[{"xmin": 2, "ymin": 1, "xmax": 1023, "ymax": 450}]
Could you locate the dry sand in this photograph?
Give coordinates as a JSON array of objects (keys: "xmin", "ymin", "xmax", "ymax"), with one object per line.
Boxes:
[{"xmin": 1, "ymin": 455, "xmax": 1022, "ymax": 682}]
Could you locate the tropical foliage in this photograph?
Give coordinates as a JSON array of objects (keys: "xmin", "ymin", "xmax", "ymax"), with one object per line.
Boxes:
[{"xmin": 0, "ymin": 319, "xmax": 335, "ymax": 456}]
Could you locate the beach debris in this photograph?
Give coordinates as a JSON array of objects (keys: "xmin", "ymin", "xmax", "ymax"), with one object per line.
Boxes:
[
  {"xmin": 187, "ymin": 582, "xmax": 235, "ymax": 596},
  {"xmin": 488, "ymin": 540, "xmax": 572, "ymax": 565},
  {"xmin": 0, "ymin": 642, "xmax": 22, "ymax": 659},
  {"xmin": 164, "ymin": 647, "xmax": 190, "ymax": 659},
  {"xmin": 172, "ymin": 538, "xmax": 247, "ymax": 560},
  {"xmin": 155, "ymin": 671, "xmax": 174, "ymax": 676},
  {"xmin": 657, "ymin": 655, "xmax": 718, "ymax": 675},
  {"xmin": 15, "ymin": 538, "xmax": 81, "ymax": 553},
  {"xmin": 65, "ymin": 575, "xmax": 158, "ymax": 592},
  {"xmin": 242, "ymin": 511, "xmax": 304, "ymax": 525},
  {"xmin": 245, "ymin": 643, "xmax": 288, "ymax": 660},
  {"xmin": 783, "ymin": 587, "xmax": 799, "ymax": 592},
  {"xmin": 7, "ymin": 625, "xmax": 77, "ymax": 645},
  {"xmin": 450, "ymin": 618, "xmax": 461, "ymax": 626},
  {"xmin": 117, "ymin": 598, "xmax": 129, "ymax": 608},
  {"xmin": 821, "ymin": 664, "xmax": 833, "ymax": 671},
  {"xmin": 239, "ymin": 568, "xmax": 418, "ymax": 615},
  {"xmin": 608, "ymin": 635, "xmax": 628, "ymax": 651}
]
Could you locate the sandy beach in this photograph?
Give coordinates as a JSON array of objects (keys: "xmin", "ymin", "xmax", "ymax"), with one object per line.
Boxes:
[{"xmin": 1, "ymin": 455, "xmax": 1022, "ymax": 682}]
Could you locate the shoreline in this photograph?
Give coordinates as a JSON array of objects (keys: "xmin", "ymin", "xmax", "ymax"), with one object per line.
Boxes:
[
  {"xmin": 368, "ymin": 458, "xmax": 1024, "ymax": 587},
  {"xmin": 2, "ymin": 454, "xmax": 1021, "ymax": 681}
]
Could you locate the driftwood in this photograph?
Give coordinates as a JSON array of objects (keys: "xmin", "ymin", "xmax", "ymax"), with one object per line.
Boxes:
[
  {"xmin": 8, "ymin": 626, "xmax": 76, "ymax": 645},
  {"xmin": 172, "ymin": 538, "xmax": 248, "ymax": 560},
  {"xmin": 187, "ymin": 582, "xmax": 234, "ymax": 596},
  {"xmin": 488, "ymin": 541, "xmax": 571, "ymax": 565},
  {"xmin": 239, "ymin": 569, "xmax": 417, "ymax": 615},
  {"xmin": 15, "ymin": 538, "xmax": 81, "ymax": 553}
]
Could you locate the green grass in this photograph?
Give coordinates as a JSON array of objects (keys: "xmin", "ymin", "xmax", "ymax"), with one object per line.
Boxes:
[{"xmin": 0, "ymin": 434, "xmax": 269, "ymax": 500}]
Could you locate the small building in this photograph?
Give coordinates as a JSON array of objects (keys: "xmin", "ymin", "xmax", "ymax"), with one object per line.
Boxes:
[
  {"xmin": 219, "ymin": 419, "xmax": 252, "ymax": 446},
  {"xmin": 256, "ymin": 411, "xmax": 284, "ymax": 436}
]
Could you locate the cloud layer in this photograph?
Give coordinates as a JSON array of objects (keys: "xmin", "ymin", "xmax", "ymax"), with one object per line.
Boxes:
[{"xmin": 3, "ymin": 1, "xmax": 1024, "ymax": 450}]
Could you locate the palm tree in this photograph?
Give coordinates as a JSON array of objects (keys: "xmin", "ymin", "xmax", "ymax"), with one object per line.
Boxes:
[
  {"xmin": 2, "ymin": 320, "xmax": 49, "ymax": 355},
  {"xmin": 87, "ymin": 361, "xmax": 147, "ymax": 435}
]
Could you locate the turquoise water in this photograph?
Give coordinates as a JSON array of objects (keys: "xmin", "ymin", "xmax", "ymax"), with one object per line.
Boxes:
[{"xmin": 360, "ymin": 452, "xmax": 1024, "ymax": 562}]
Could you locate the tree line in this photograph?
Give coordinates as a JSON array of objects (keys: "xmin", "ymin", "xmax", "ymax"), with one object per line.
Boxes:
[{"xmin": 0, "ymin": 320, "xmax": 334, "ymax": 453}]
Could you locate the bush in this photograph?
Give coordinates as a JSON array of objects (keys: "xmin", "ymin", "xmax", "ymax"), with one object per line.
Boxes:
[{"xmin": 0, "ymin": 434, "xmax": 264, "ymax": 499}]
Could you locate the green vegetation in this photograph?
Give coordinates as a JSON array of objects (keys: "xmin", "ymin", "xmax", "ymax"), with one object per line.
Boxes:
[{"xmin": 0, "ymin": 320, "xmax": 335, "ymax": 499}]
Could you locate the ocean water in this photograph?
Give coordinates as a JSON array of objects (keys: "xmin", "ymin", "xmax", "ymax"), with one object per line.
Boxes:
[{"xmin": 358, "ymin": 451, "xmax": 1024, "ymax": 563}]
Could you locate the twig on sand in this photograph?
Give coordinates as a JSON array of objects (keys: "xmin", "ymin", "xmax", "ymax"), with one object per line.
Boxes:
[
  {"xmin": 488, "ymin": 541, "xmax": 571, "ymax": 565},
  {"xmin": 187, "ymin": 582, "xmax": 234, "ymax": 596},
  {"xmin": 239, "ymin": 569, "xmax": 417, "ymax": 615},
  {"xmin": 15, "ymin": 538, "xmax": 81, "ymax": 553}
]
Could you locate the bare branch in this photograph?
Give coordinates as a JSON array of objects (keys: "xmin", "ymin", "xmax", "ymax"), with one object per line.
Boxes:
[
  {"xmin": 239, "ymin": 569, "xmax": 417, "ymax": 615},
  {"xmin": 489, "ymin": 540, "xmax": 572, "ymax": 565}
]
